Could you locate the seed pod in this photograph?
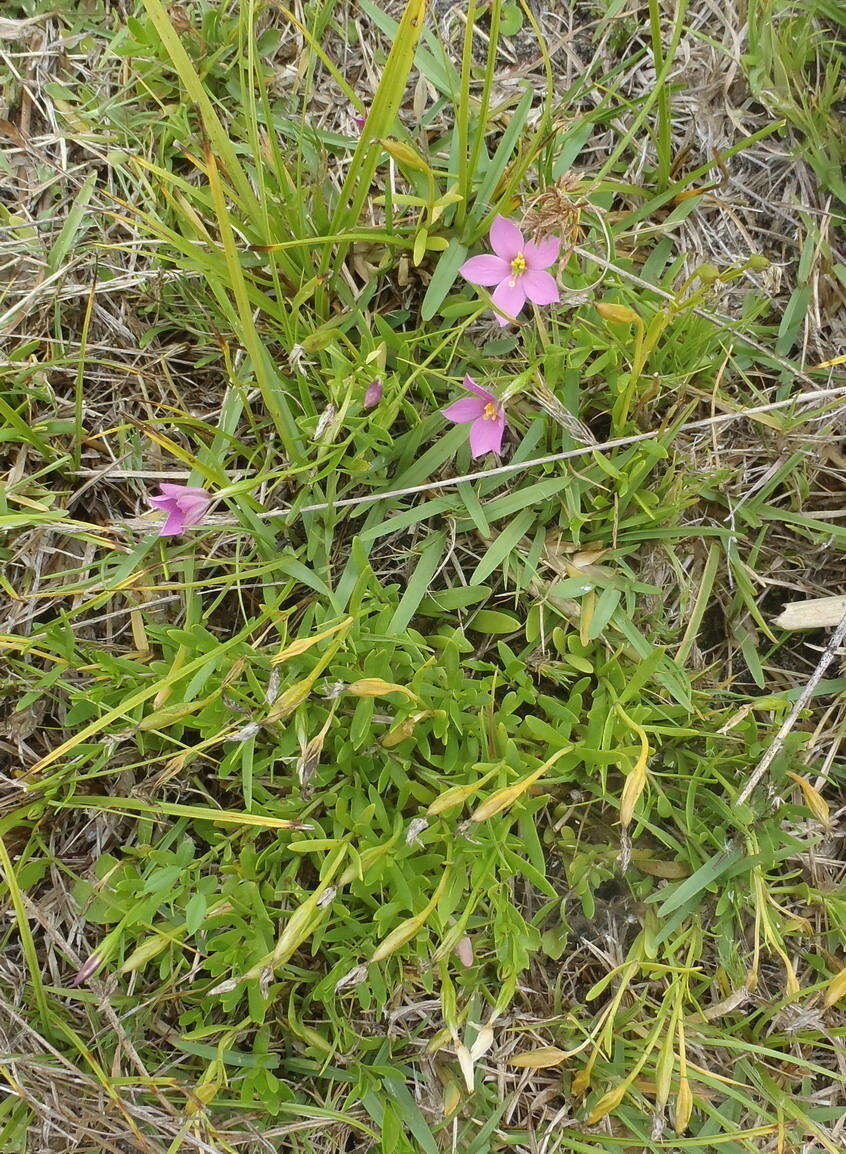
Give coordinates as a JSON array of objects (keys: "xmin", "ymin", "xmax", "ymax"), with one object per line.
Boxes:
[
  {"xmin": 470, "ymin": 747, "xmax": 570, "ymax": 824},
  {"xmin": 824, "ymin": 966, "xmax": 846, "ymax": 1007},
  {"xmin": 587, "ymin": 1081, "xmax": 629, "ymax": 1124},
  {"xmin": 369, "ymin": 870, "xmax": 449, "ymax": 964},
  {"xmin": 121, "ymin": 934, "xmax": 169, "ymax": 974},
  {"xmin": 596, "ymin": 301, "xmax": 641, "ymax": 325},
  {"xmin": 346, "ymin": 677, "xmax": 418, "ymax": 701},
  {"xmin": 674, "ymin": 1076, "xmax": 693, "ymax": 1133},
  {"xmin": 509, "ymin": 1046, "xmax": 569, "ymax": 1069},
  {"xmin": 786, "ymin": 771, "xmax": 831, "ymax": 828}
]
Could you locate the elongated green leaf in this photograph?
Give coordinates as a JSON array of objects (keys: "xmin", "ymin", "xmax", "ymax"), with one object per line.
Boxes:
[
  {"xmin": 389, "ymin": 531, "xmax": 445, "ymax": 633},
  {"xmin": 328, "ymin": 0, "xmax": 428, "ymax": 243},
  {"xmin": 48, "ymin": 172, "xmax": 97, "ymax": 274},
  {"xmin": 206, "ymin": 149, "xmax": 303, "ymax": 461},
  {"xmin": 420, "ymin": 239, "xmax": 468, "ymax": 321},
  {"xmin": 140, "ymin": 0, "xmax": 259, "ymax": 217},
  {"xmin": 59, "ymin": 796, "xmax": 303, "ymax": 831},
  {"xmin": 358, "ymin": 0, "xmax": 458, "ymax": 96},
  {"xmin": 654, "ymin": 845, "xmax": 744, "ymax": 918},
  {"xmin": 467, "ymin": 85, "xmax": 534, "ymax": 230},
  {"xmin": 470, "ymin": 509, "xmax": 534, "ymax": 584}
]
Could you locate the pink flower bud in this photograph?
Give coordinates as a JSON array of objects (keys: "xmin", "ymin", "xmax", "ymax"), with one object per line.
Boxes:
[
  {"xmin": 364, "ymin": 379, "xmax": 383, "ymax": 409},
  {"xmin": 71, "ymin": 950, "xmax": 102, "ymax": 986},
  {"xmin": 147, "ymin": 484, "xmax": 211, "ymax": 537}
]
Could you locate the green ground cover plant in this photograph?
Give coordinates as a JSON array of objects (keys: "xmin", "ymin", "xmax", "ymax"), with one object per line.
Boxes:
[{"xmin": 0, "ymin": 0, "xmax": 845, "ymax": 1151}]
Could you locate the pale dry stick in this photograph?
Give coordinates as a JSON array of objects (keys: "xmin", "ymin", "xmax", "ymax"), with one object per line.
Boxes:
[
  {"xmin": 735, "ymin": 608, "xmax": 846, "ymax": 807},
  {"xmin": 250, "ymin": 383, "xmax": 846, "ymax": 521}
]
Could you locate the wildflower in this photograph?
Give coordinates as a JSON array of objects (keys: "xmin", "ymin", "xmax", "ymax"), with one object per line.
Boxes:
[
  {"xmin": 147, "ymin": 483, "xmax": 211, "ymax": 537},
  {"xmin": 442, "ymin": 376, "xmax": 507, "ymax": 457},
  {"xmin": 460, "ymin": 215, "xmax": 560, "ymax": 325},
  {"xmin": 352, "ymin": 113, "xmax": 366, "ymax": 131},
  {"xmin": 363, "ymin": 378, "xmax": 383, "ymax": 408}
]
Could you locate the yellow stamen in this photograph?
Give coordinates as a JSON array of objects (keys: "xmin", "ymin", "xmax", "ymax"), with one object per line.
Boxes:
[
  {"xmin": 510, "ymin": 253, "xmax": 526, "ymax": 275},
  {"xmin": 483, "ymin": 403, "xmax": 498, "ymax": 421}
]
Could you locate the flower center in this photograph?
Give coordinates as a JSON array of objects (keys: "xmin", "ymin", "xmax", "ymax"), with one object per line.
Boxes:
[
  {"xmin": 482, "ymin": 402, "xmax": 499, "ymax": 421},
  {"xmin": 510, "ymin": 253, "xmax": 527, "ymax": 276}
]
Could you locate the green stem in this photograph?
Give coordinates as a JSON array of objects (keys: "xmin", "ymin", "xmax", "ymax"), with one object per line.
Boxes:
[
  {"xmin": 648, "ymin": 0, "xmax": 672, "ymax": 189},
  {"xmin": 456, "ymin": 0, "xmax": 479, "ymax": 225}
]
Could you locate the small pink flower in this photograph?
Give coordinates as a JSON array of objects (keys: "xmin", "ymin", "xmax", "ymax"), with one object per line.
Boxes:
[
  {"xmin": 442, "ymin": 376, "xmax": 507, "ymax": 457},
  {"xmin": 460, "ymin": 215, "xmax": 560, "ymax": 326},
  {"xmin": 364, "ymin": 379, "xmax": 383, "ymax": 409},
  {"xmin": 352, "ymin": 112, "xmax": 366, "ymax": 131},
  {"xmin": 148, "ymin": 483, "xmax": 211, "ymax": 537}
]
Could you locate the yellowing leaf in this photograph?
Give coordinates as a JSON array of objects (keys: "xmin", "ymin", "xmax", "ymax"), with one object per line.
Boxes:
[
  {"xmin": 346, "ymin": 678, "xmax": 418, "ymax": 701},
  {"xmin": 442, "ymin": 1079, "xmax": 461, "ymax": 1117},
  {"xmin": 510, "ymin": 1046, "xmax": 570, "ymax": 1069},
  {"xmin": 470, "ymin": 747, "xmax": 571, "ymax": 823},
  {"xmin": 824, "ymin": 966, "xmax": 846, "ymax": 1007},
  {"xmin": 413, "ymin": 228, "xmax": 428, "ymax": 267},
  {"xmin": 271, "ymin": 617, "xmax": 352, "ymax": 665},
  {"xmin": 596, "ymin": 301, "xmax": 641, "ymax": 325},
  {"xmin": 786, "ymin": 771, "xmax": 831, "ymax": 828},
  {"xmin": 631, "ymin": 853, "xmax": 689, "ymax": 879}
]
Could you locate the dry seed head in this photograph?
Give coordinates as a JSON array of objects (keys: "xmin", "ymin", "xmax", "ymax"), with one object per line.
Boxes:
[
  {"xmin": 335, "ymin": 965, "xmax": 368, "ymax": 991},
  {"xmin": 405, "ymin": 816, "xmax": 429, "ymax": 845},
  {"xmin": 523, "ymin": 174, "xmax": 597, "ymax": 248}
]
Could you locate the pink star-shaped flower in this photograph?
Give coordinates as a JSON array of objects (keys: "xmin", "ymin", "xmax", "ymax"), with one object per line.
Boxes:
[
  {"xmin": 460, "ymin": 216, "xmax": 560, "ymax": 325},
  {"xmin": 441, "ymin": 376, "xmax": 507, "ymax": 457}
]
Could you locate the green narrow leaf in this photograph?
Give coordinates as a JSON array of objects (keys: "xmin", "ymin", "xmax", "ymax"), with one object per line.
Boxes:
[
  {"xmin": 389, "ymin": 531, "xmax": 445, "ymax": 633},
  {"xmin": 420, "ymin": 239, "xmax": 468, "ymax": 321},
  {"xmin": 0, "ymin": 835, "xmax": 49, "ymax": 1029},
  {"xmin": 467, "ymin": 85, "xmax": 534, "ymax": 230},
  {"xmin": 470, "ymin": 509, "xmax": 534, "ymax": 584},
  {"xmin": 48, "ymin": 172, "xmax": 97, "ymax": 273},
  {"xmin": 328, "ymin": 0, "xmax": 428, "ymax": 244},
  {"xmin": 469, "ymin": 609, "xmax": 521, "ymax": 634},
  {"xmin": 205, "ymin": 149, "xmax": 303, "ymax": 462},
  {"xmin": 654, "ymin": 845, "xmax": 744, "ymax": 918},
  {"xmin": 139, "ymin": 0, "xmax": 260, "ymax": 217}
]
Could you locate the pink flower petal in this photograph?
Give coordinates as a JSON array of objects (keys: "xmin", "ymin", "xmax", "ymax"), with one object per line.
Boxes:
[
  {"xmin": 147, "ymin": 494, "xmax": 173, "ymax": 511},
  {"xmin": 489, "ymin": 216, "xmax": 524, "ymax": 261},
  {"xmin": 469, "ymin": 412, "xmax": 506, "ymax": 457},
  {"xmin": 160, "ymin": 511, "xmax": 186, "ymax": 536},
  {"xmin": 442, "ymin": 397, "xmax": 487, "ymax": 423},
  {"xmin": 461, "ymin": 375, "xmax": 497, "ymax": 403},
  {"xmin": 491, "ymin": 277, "xmax": 526, "ymax": 325},
  {"xmin": 460, "ymin": 254, "xmax": 511, "ymax": 286},
  {"xmin": 521, "ymin": 269, "xmax": 560, "ymax": 306},
  {"xmin": 158, "ymin": 483, "xmax": 208, "ymax": 500},
  {"xmin": 179, "ymin": 497, "xmax": 211, "ymax": 526},
  {"xmin": 524, "ymin": 235, "xmax": 561, "ymax": 270}
]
